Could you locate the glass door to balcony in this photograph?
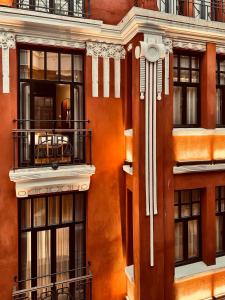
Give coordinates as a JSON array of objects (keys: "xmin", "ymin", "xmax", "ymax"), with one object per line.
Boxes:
[{"xmin": 18, "ymin": 48, "xmax": 87, "ymax": 168}]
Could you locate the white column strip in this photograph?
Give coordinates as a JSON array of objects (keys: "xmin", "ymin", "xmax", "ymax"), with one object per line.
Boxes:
[
  {"xmin": 145, "ymin": 60, "xmax": 150, "ymax": 217},
  {"xmin": 92, "ymin": 56, "xmax": 98, "ymax": 97},
  {"xmin": 140, "ymin": 57, "xmax": 146, "ymax": 100},
  {"xmin": 103, "ymin": 57, "xmax": 110, "ymax": 97},
  {"xmin": 165, "ymin": 51, "xmax": 170, "ymax": 95},
  {"xmin": 149, "ymin": 62, "xmax": 154, "ymax": 267},
  {"xmin": 2, "ymin": 47, "xmax": 10, "ymax": 93},
  {"xmin": 153, "ymin": 62, "xmax": 158, "ymax": 215},
  {"xmin": 114, "ymin": 58, "xmax": 121, "ymax": 98}
]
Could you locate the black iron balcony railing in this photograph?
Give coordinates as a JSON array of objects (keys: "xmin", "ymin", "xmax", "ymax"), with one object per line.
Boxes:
[
  {"xmin": 13, "ymin": 267, "xmax": 92, "ymax": 300},
  {"xmin": 13, "ymin": 119, "xmax": 92, "ymax": 170},
  {"xmin": 7, "ymin": 0, "xmax": 90, "ymax": 18},
  {"xmin": 158, "ymin": 0, "xmax": 225, "ymax": 22}
]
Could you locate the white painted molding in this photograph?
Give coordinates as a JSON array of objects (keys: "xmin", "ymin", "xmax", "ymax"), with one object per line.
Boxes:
[
  {"xmin": 127, "ymin": 43, "xmax": 132, "ymax": 51},
  {"xmin": 114, "ymin": 58, "xmax": 121, "ymax": 98},
  {"xmin": 86, "ymin": 42, "xmax": 125, "ymax": 98},
  {"xmin": 86, "ymin": 42, "xmax": 126, "ymax": 59},
  {"xmin": 173, "ymin": 128, "xmax": 214, "ymax": 136},
  {"xmin": 124, "ymin": 129, "xmax": 133, "ymax": 137},
  {"xmin": 0, "ymin": 31, "xmax": 16, "ymax": 93},
  {"xmin": 125, "ymin": 265, "xmax": 134, "ymax": 283},
  {"xmin": 173, "ymin": 163, "xmax": 225, "ymax": 174},
  {"xmin": 103, "ymin": 57, "xmax": 110, "ymax": 97},
  {"xmin": 123, "ymin": 165, "xmax": 133, "ymax": 175},
  {"xmin": 92, "ymin": 56, "xmax": 99, "ymax": 97},
  {"xmin": 17, "ymin": 35, "xmax": 86, "ymax": 49},
  {"xmin": 9, "ymin": 164, "xmax": 95, "ymax": 198},
  {"xmin": 173, "ymin": 40, "xmax": 206, "ymax": 52}
]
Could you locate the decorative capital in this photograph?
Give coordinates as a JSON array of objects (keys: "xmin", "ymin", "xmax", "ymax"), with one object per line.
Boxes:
[
  {"xmin": 163, "ymin": 38, "xmax": 173, "ymax": 53},
  {"xmin": 0, "ymin": 31, "xmax": 16, "ymax": 49},
  {"xmin": 86, "ymin": 42, "xmax": 126, "ymax": 59}
]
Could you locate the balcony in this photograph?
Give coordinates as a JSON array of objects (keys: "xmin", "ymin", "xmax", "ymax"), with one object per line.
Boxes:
[
  {"xmin": 158, "ymin": 0, "xmax": 225, "ymax": 22},
  {"xmin": 12, "ymin": 267, "xmax": 92, "ymax": 300},
  {"xmin": 9, "ymin": 120, "xmax": 95, "ymax": 198},
  {"xmin": 1, "ymin": 0, "xmax": 90, "ymax": 18},
  {"xmin": 13, "ymin": 119, "xmax": 92, "ymax": 170}
]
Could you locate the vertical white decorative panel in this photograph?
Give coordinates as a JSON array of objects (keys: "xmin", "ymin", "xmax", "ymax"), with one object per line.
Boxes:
[
  {"xmin": 0, "ymin": 32, "xmax": 16, "ymax": 94},
  {"xmin": 103, "ymin": 57, "xmax": 110, "ymax": 98},
  {"xmin": 92, "ymin": 56, "xmax": 98, "ymax": 97},
  {"xmin": 114, "ymin": 58, "xmax": 121, "ymax": 98},
  {"xmin": 2, "ymin": 47, "xmax": 9, "ymax": 93}
]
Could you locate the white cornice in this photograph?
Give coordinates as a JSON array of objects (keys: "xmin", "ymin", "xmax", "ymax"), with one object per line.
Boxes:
[
  {"xmin": 1, "ymin": 6, "xmax": 225, "ymax": 48},
  {"xmin": 174, "ymin": 164, "xmax": 225, "ymax": 174}
]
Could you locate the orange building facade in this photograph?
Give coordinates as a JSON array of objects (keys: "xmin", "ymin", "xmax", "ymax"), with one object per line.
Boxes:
[{"xmin": 1, "ymin": 1, "xmax": 225, "ymax": 300}]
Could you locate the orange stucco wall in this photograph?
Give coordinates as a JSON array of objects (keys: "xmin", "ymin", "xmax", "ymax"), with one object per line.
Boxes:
[
  {"xmin": 85, "ymin": 56, "xmax": 126, "ymax": 299},
  {"xmin": 0, "ymin": 49, "xmax": 18, "ymax": 300}
]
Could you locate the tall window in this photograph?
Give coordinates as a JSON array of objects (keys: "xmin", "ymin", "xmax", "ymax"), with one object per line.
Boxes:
[
  {"xmin": 174, "ymin": 189, "xmax": 201, "ymax": 266},
  {"xmin": 19, "ymin": 192, "xmax": 86, "ymax": 294},
  {"xmin": 18, "ymin": 48, "xmax": 84, "ymax": 167},
  {"xmin": 173, "ymin": 54, "xmax": 200, "ymax": 127},
  {"xmin": 216, "ymin": 57, "xmax": 225, "ymax": 126},
  {"xmin": 216, "ymin": 186, "xmax": 225, "ymax": 255}
]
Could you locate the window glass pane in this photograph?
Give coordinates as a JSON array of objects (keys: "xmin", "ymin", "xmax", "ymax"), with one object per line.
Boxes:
[
  {"xmin": 216, "ymin": 200, "xmax": 219, "ymax": 213},
  {"xmin": 180, "ymin": 56, "xmax": 189, "ymax": 68},
  {"xmin": 62, "ymin": 194, "xmax": 73, "ymax": 223},
  {"xmin": 217, "ymin": 88, "xmax": 222, "ymax": 125},
  {"xmin": 216, "ymin": 215, "xmax": 224, "ymax": 253},
  {"xmin": 75, "ymin": 223, "xmax": 85, "ymax": 275},
  {"xmin": 181, "ymin": 191, "xmax": 190, "ymax": 204},
  {"xmin": 73, "ymin": 55, "xmax": 83, "ymax": 83},
  {"xmin": 181, "ymin": 205, "xmax": 191, "ymax": 218},
  {"xmin": 221, "ymin": 200, "xmax": 225, "ymax": 212},
  {"xmin": 192, "ymin": 190, "xmax": 201, "ymax": 202},
  {"xmin": 192, "ymin": 203, "xmax": 200, "ymax": 216},
  {"xmin": 221, "ymin": 186, "xmax": 225, "ymax": 198},
  {"xmin": 61, "ymin": 54, "xmax": 72, "ymax": 81},
  {"xmin": 216, "ymin": 187, "xmax": 220, "ymax": 199},
  {"xmin": 180, "ymin": 69, "xmax": 190, "ymax": 82},
  {"xmin": 20, "ymin": 49, "xmax": 30, "ymax": 79},
  {"xmin": 32, "ymin": 51, "xmax": 45, "ymax": 80},
  {"xmin": 192, "ymin": 57, "xmax": 199, "ymax": 69},
  {"xmin": 175, "ymin": 222, "xmax": 183, "ymax": 262},
  {"xmin": 174, "ymin": 206, "xmax": 179, "ymax": 219},
  {"xmin": 37, "ymin": 230, "xmax": 51, "ymax": 288},
  {"xmin": 20, "ymin": 232, "xmax": 31, "ymax": 289},
  {"xmin": 75, "ymin": 193, "xmax": 85, "ymax": 222},
  {"xmin": 174, "ymin": 55, "xmax": 178, "ymax": 67},
  {"xmin": 191, "ymin": 71, "xmax": 199, "ymax": 83},
  {"xmin": 188, "ymin": 220, "xmax": 199, "ymax": 258},
  {"xmin": 186, "ymin": 87, "xmax": 198, "ymax": 125},
  {"xmin": 48, "ymin": 196, "xmax": 60, "ymax": 225},
  {"xmin": 56, "ymin": 227, "xmax": 69, "ymax": 281},
  {"xmin": 173, "ymin": 69, "xmax": 178, "ymax": 82},
  {"xmin": 220, "ymin": 73, "xmax": 225, "ymax": 85},
  {"xmin": 33, "ymin": 197, "xmax": 46, "ymax": 227},
  {"xmin": 175, "ymin": 192, "xmax": 179, "ymax": 204},
  {"xmin": 173, "ymin": 86, "xmax": 182, "ymax": 125},
  {"xmin": 220, "ymin": 60, "xmax": 225, "ymax": 72},
  {"xmin": 47, "ymin": 52, "xmax": 58, "ymax": 80},
  {"xmin": 21, "ymin": 199, "xmax": 31, "ymax": 229}
]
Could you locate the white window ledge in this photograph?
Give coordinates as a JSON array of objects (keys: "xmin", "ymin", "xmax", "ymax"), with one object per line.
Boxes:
[
  {"xmin": 174, "ymin": 163, "xmax": 225, "ymax": 174},
  {"xmin": 125, "ymin": 265, "xmax": 134, "ymax": 283},
  {"xmin": 9, "ymin": 164, "xmax": 95, "ymax": 198},
  {"xmin": 123, "ymin": 165, "xmax": 133, "ymax": 175},
  {"xmin": 175, "ymin": 256, "xmax": 225, "ymax": 280}
]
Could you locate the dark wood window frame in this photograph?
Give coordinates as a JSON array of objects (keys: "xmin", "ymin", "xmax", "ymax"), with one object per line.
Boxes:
[
  {"xmin": 173, "ymin": 53, "xmax": 201, "ymax": 128},
  {"xmin": 216, "ymin": 56, "xmax": 225, "ymax": 127},
  {"xmin": 18, "ymin": 191, "xmax": 86, "ymax": 287},
  {"xmin": 18, "ymin": 46, "xmax": 85, "ymax": 167},
  {"xmin": 175, "ymin": 189, "xmax": 202, "ymax": 267},
  {"xmin": 216, "ymin": 186, "xmax": 225, "ymax": 256}
]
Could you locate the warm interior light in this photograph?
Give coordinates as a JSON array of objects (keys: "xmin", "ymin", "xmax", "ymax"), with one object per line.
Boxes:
[{"xmin": 124, "ymin": 129, "xmax": 133, "ymax": 164}]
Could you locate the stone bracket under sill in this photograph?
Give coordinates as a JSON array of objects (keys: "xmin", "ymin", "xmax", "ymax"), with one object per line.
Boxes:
[{"xmin": 9, "ymin": 164, "xmax": 95, "ymax": 198}]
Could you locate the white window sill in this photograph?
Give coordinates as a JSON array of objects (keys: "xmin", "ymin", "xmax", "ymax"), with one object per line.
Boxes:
[
  {"xmin": 175, "ymin": 256, "xmax": 225, "ymax": 280},
  {"xmin": 125, "ymin": 265, "xmax": 134, "ymax": 283}
]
